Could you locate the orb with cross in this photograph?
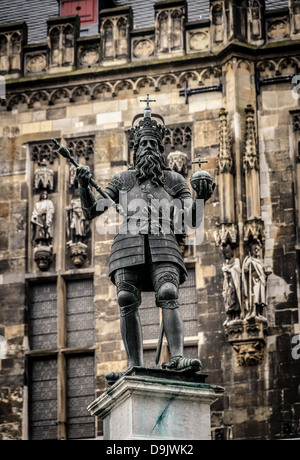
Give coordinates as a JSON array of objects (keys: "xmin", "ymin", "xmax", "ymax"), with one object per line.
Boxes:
[{"xmin": 190, "ymin": 153, "xmax": 214, "ymax": 197}]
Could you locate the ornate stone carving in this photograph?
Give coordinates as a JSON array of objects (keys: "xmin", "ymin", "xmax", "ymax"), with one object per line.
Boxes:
[
  {"xmin": 189, "ymin": 31, "xmax": 210, "ymax": 51},
  {"xmin": 243, "ymin": 105, "xmax": 259, "ymax": 170},
  {"xmin": 78, "ymin": 47, "xmax": 100, "ymax": 67},
  {"xmin": 34, "ymin": 159, "xmax": 55, "ymax": 192},
  {"xmin": 66, "ymin": 136, "xmax": 94, "ymax": 161},
  {"xmin": 47, "ymin": 16, "xmax": 79, "ymax": 70},
  {"xmin": 214, "ymin": 223, "xmax": 238, "ymax": 247},
  {"xmin": 30, "ymin": 141, "xmax": 59, "ymax": 166},
  {"xmin": 164, "ymin": 125, "xmax": 192, "ymax": 153},
  {"xmin": 233, "ymin": 341, "xmax": 264, "ymax": 366},
  {"xmin": 243, "ymin": 218, "xmax": 265, "ymax": 244},
  {"xmin": 267, "ymin": 20, "xmax": 289, "ymax": 40},
  {"xmin": 26, "ymin": 54, "xmax": 47, "ymax": 74},
  {"xmin": 167, "ymin": 151, "xmax": 188, "ymax": 176},
  {"xmin": 291, "ymin": 110, "xmax": 300, "ymax": 132},
  {"xmin": 133, "ymin": 39, "xmax": 155, "ymax": 58},
  {"xmin": 218, "ymin": 108, "xmax": 233, "ymax": 173}
]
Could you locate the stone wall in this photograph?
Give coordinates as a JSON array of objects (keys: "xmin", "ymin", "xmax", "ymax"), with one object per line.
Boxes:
[{"xmin": 0, "ymin": 0, "xmax": 300, "ymax": 440}]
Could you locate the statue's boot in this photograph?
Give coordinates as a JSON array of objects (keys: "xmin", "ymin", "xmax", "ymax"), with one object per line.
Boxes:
[
  {"xmin": 106, "ymin": 308, "xmax": 143, "ymax": 385},
  {"xmin": 162, "ymin": 356, "xmax": 202, "ymax": 372}
]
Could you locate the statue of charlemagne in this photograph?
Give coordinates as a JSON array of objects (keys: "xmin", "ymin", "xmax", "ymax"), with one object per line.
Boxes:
[{"xmin": 67, "ymin": 100, "xmax": 215, "ymax": 379}]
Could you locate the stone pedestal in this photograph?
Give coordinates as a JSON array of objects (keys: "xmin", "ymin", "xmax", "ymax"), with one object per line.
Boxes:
[{"xmin": 87, "ymin": 367, "xmax": 224, "ymax": 440}]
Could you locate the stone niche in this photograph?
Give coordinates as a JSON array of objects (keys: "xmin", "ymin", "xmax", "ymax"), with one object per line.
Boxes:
[
  {"xmin": 265, "ymin": 9, "xmax": 290, "ymax": 42},
  {"xmin": 47, "ymin": 15, "xmax": 80, "ymax": 74},
  {"xmin": 131, "ymin": 29, "xmax": 155, "ymax": 62},
  {"xmin": 24, "ymin": 43, "xmax": 48, "ymax": 76},
  {"xmin": 100, "ymin": 6, "xmax": 133, "ymax": 66},
  {"xmin": 77, "ymin": 36, "xmax": 101, "ymax": 69},
  {"xmin": 154, "ymin": 0, "xmax": 186, "ymax": 58},
  {"xmin": 0, "ymin": 22, "xmax": 27, "ymax": 78},
  {"xmin": 186, "ymin": 21, "xmax": 210, "ymax": 54},
  {"xmin": 247, "ymin": 0, "xmax": 265, "ymax": 46}
]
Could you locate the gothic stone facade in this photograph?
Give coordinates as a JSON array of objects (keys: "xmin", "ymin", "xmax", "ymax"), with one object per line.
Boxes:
[{"xmin": 0, "ymin": 0, "xmax": 300, "ymax": 440}]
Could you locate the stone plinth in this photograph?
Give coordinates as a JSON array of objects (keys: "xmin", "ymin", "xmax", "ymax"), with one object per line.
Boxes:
[{"xmin": 87, "ymin": 367, "xmax": 224, "ymax": 440}]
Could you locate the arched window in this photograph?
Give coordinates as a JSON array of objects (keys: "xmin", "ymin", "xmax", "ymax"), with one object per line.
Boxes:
[
  {"xmin": 103, "ymin": 20, "xmax": 114, "ymax": 58},
  {"xmin": 212, "ymin": 4, "xmax": 224, "ymax": 43},
  {"xmin": 50, "ymin": 27, "xmax": 60, "ymax": 66},
  {"xmin": 0, "ymin": 35, "xmax": 9, "ymax": 72},
  {"xmin": 157, "ymin": 11, "xmax": 169, "ymax": 52},
  {"xmin": 11, "ymin": 32, "xmax": 21, "ymax": 70},
  {"xmin": 117, "ymin": 17, "xmax": 128, "ymax": 56}
]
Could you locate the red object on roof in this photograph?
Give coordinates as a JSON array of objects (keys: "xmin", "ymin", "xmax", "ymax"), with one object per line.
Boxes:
[{"xmin": 60, "ymin": 0, "xmax": 98, "ymax": 25}]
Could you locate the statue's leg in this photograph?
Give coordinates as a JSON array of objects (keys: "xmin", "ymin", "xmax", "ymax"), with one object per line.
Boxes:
[
  {"xmin": 151, "ymin": 263, "xmax": 201, "ymax": 372},
  {"xmin": 115, "ymin": 268, "xmax": 143, "ymax": 368},
  {"xmin": 151, "ymin": 263, "xmax": 184, "ymax": 357}
]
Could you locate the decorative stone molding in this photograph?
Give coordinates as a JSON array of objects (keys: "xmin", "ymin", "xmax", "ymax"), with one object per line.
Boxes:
[
  {"xmin": 65, "ymin": 136, "xmax": 94, "ymax": 161},
  {"xmin": 34, "ymin": 159, "xmax": 55, "ymax": 192},
  {"xmin": 291, "ymin": 110, "xmax": 300, "ymax": 132},
  {"xmin": 243, "ymin": 218, "xmax": 265, "ymax": 244},
  {"xmin": 218, "ymin": 108, "xmax": 233, "ymax": 174},
  {"xmin": 214, "ymin": 223, "xmax": 238, "ymax": 248},
  {"xmin": 30, "ymin": 141, "xmax": 59, "ymax": 166},
  {"xmin": 243, "ymin": 105, "xmax": 259, "ymax": 170}
]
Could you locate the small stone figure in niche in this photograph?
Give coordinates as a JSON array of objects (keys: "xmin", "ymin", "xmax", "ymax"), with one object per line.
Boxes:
[
  {"xmin": 56, "ymin": 96, "xmax": 215, "ymax": 380},
  {"xmin": 222, "ymin": 244, "xmax": 242, "ymax": 325},
  {"xmin": 66, "ymin": 188, "xmax": 90, "ymax": 244},
  {"xmin": 242, "ymin": 240, "xmax": 271, "ymax": 322},
  {"xmin": 31, "ymin": 190, "xmax": 54, "ymax": 247}
]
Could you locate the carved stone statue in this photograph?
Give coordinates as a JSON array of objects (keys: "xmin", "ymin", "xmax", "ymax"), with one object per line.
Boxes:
[
  {"xmin": 242, "ymin": 240, "xmax": 270, "ymax": 322},
  {"xmin": 31, "ymin": 190, "xmax": 54, "ymax": 271},
  {"xmin": 62, "ymin": 97, "xmax": 215, "ymax": 380},
  {"xmin": 222, "ymin": 244, "xmax": 242, "ymax": 325},
  {"xmin": 31, "ymin": 191, "xmax": 54, "ymax": 247},
  {"xmin": 66, "ymin": 189, "xmax": 90, "ymax": 244}
]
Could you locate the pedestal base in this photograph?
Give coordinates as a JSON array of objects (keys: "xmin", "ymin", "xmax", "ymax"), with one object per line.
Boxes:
[{"xmin": 87, "ymin": 367, "xmax": 224, "ymax": 440}]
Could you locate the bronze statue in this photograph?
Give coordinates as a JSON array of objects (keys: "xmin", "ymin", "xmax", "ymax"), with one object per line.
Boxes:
[{"xmin": 54, "ymin": 97, "xmax": 215, "ymax": 380}]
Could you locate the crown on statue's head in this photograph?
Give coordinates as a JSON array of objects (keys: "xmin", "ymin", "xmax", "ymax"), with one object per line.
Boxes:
[{"xmin": 129, "ymin": 95, "xmax": 166, "ymax": 144}]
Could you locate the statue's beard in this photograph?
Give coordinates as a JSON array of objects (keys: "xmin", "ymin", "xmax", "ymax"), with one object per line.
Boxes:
[{"xmin": 135, "ymin": 149, "xmax": 165, "ymax": 187}]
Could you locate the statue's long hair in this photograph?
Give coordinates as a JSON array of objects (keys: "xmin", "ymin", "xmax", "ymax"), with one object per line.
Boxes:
[{"xmin": 133, "ymin": 139, "xmax": 168, "ymax": 187}]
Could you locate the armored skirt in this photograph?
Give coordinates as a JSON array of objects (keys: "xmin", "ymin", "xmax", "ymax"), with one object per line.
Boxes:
[{"xmin": 109, "ymin": 233, "xmax": 187, "ymax": 291}]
